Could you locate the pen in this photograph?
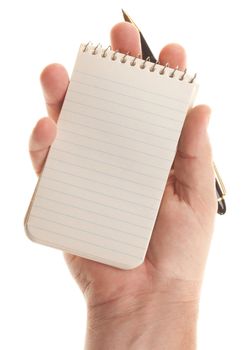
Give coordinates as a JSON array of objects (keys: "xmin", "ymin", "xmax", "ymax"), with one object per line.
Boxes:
[{"xmin": 122, "ymin": 9, "xmax": 226, "ymax": 215}]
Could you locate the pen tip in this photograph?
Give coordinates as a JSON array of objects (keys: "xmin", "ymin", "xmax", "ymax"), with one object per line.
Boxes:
[{"xmin": 121, "ymin": 9, "xmax": 130, "ymax": 22}]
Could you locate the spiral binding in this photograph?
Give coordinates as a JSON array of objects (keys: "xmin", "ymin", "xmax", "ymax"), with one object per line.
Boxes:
[{"xmin": 82, "ymin": 43, "xmax": 197, "ymax": 83}]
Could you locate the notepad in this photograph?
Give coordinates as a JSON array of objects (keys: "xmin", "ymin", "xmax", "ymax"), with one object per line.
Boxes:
[{"xmin": 25, "ymin": 43, "xmax": 198, "ymax": 269}]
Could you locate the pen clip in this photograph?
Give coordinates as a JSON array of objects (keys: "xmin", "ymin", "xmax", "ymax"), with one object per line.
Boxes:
[{"xmin": 214, "ymin": 163, "xmax": 226, "ymax": 199}]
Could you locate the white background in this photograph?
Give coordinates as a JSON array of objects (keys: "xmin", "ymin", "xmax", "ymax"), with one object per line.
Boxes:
[{"xmin": 0, "ymin": 0, "xmax": 244, "ymax": 349}]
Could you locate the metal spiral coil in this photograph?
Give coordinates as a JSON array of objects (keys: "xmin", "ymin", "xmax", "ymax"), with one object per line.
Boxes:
[{"xmin": 82, "ymin": 43, "xmax": 197, "ymax": 83}]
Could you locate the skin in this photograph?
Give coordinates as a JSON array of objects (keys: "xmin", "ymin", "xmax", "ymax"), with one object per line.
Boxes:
[{"xmin": 29, "ymin": 22, "xmax": 217, "ymax": 349}]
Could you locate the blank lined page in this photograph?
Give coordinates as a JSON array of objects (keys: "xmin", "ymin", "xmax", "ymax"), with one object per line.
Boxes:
[{"xmin": 25, "ymin": 44, "xmax": 198, "ymax": 269}]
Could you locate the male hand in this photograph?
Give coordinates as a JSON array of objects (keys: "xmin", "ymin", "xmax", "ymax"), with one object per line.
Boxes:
[{"xmin": 29, "ymin": 23, "xmax": 217, "ymax": 349}]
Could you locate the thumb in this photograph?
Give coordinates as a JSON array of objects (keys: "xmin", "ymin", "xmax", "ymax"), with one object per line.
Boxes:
[{"xmin": 174, "ymin": 105, "xmax": 216, "ymax": 206}]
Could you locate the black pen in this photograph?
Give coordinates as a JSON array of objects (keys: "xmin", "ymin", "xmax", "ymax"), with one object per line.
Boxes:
[{"xmin": 122, "ymin": 9, "xmax": 226, "ymax": 215}]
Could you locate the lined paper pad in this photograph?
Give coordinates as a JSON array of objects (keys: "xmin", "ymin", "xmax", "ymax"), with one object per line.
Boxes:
[{"xmin": 25, "ymin": 44, "xmax": 198, "ymax": 269}]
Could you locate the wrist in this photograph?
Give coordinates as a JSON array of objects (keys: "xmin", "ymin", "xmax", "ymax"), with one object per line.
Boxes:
[{"xmin": 85, "ymin": 292, "xmax": 199, "ymax": 350}]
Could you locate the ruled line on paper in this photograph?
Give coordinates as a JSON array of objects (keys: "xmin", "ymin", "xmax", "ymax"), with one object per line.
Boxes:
[
  {"xmin": 58, "ymin": 127, "xmax": 173, "ymax": 161},
  {"xmin": 52, "ymin": 145, "xmax": 168, "ymax": 178},
  {"xmin": 56, "ymin": 135, "xmax": 173, "ymax": 165},
  {"xmin": 49, "ymin": 149, "xmax": 165, "ymax": 180},
  {"xmin": 28, "ymin": 224, "xmax": 143, "ymax": 259},
  {"xmin": 47, "ymin": 157, "xmax": 163, "ymax": 191},
  {"xmin": 30, "ymin": 214, "xmax": 146, "ymax": 249},
  {"xmin": 70, "ymin": 79, "xmax": 184, "ymax": 114},
  {"xmin": 42, "ymin": 176, "xmax": 157, "ymax": 210},
  {"xmin": 44, "ymin": 167, "xmax": 161, "ymax": 201},
  {"xmin": 36, "ymin": 195, "xmax": 153, "ymax": 229},
  {"xmin": 74, "ymin": 69, "xmax": 187, "ymax": 105},
  {"xmin": 62, "ymin": 107, "xmax": 181, "ymax": 134},
  {"xmin": 63, "ymin": 99, "xmax": 182, "ymax": 130},
  {"xmin": 66, "ymin": 92, "xmax": 183, "ymax": 124},
  {"xmin": 32, "ymin": 204, "xmax": 149, "ymax": 240},
  {"xmin": 39, "ymin": 184, "xmax": 155, "ymax": 220},
  {"xmin": 55, "ymin": 139, "xmax": 170, "ymax": 171},
  {"xmin": 59, "ymin": 128, "xmax": 173, "ymax": 161},
  {"xmin": 60, "ymin": 118, "xmax": 177, "ymax": 148}
]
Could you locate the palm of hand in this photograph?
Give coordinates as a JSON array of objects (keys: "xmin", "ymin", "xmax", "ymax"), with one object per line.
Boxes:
[{"xmin": 65, "ymin": 150, "xmax": 216, "ymax": 308}]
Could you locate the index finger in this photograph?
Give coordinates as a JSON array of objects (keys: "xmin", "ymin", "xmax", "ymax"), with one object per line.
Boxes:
[{"xmin": 40, "ymin": 63, "xmax": 69, "ymax": 122}]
